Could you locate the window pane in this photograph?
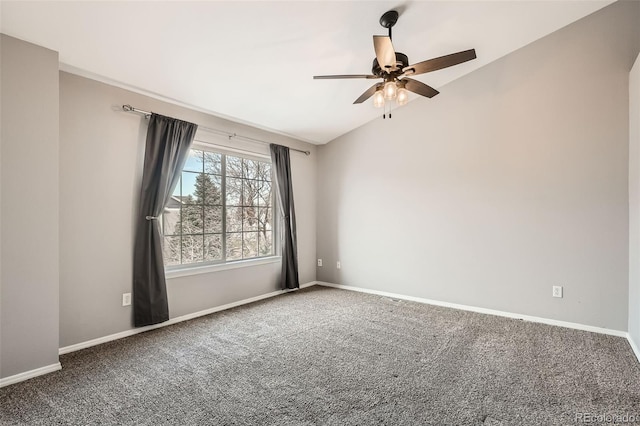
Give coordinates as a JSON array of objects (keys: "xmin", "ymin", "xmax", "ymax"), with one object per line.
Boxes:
[
  {"xmin": 207, "ymin": 174, "xmax": 222, "ymax": 205},
  {"xmin": 181, "ymin": 235, "xmax": 204, "ymax": 264},
  {"xmin": 163, "ymin": 236, "xmax": 181, "ymax": 266},
  {"xmin": 226, "ymin": 155, "xmax": 242, "ymax": 178},
  {"xmin": 204, "ymin": 234, "xmax": 222, "ymax": 262},
  {"xmin": 184, "ymin": 149, "xmax": 203, "ymax": 172},
  {"xmin": 258, "ymin": 181, "xmax": 271, "ymax": 206},
  {"xmin": 260, "ymin": 162, "xmax": 271, "ymax": 181},
  {"xmin": 243, "ymin": 232, "xmax": 258, "ymax": 258},
  {"xmin": 243, "ymin": 180, "xmax": 259, "ymax": 207},
  {"xmin": 243, "ymin": 207, "xmax": 258, "ymax": 231},
  {"xmin": 162, "ymin": 207, "xmax": 180, "ymax": 236},
  {"xmin": 226, "ymin": 177, "xmax": 242, "ymax": 206},
  {"xmin": 258, "ymin": 207, "xmax": 272, "ymax": 232},
  {"xmin": 226, "ymin": 232, "xmax": 242, "ymax": 260},
  {"xmin": 259, "ymin": 231, "xmax": 272, "ymax": 256},
  {"xmin": 227, "ymin": 207, "xmax": 242, "ymax": 232},
  {"xmin": 246, "ymin": 160, "xmax": 271, "ymax": 181},
  {"xmin": 204, "ymin": 206, "xmax": 222, "ymax": 233},
  {"xmin": 181, "ymin": 172, "xmax": 200, "ymax": 204},
  {"xmin": 243, "ymin": 158, "xmax": 260, "ymax": 180},
  {"xmin": 181, "ymin": 205, "xmax": 203, "ymax": 234},
  {"xmin": 196, "ymin": 174, "xmax": 221, "ymax": 205},
  {"xmin": 204, "ymin": 152, "xmax": 222, "ymax": 175}
]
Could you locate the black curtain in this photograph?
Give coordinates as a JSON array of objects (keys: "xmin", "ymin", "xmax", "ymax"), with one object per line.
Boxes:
[
  {"xmin": 133, "ymin": 113, "xmax": 197, "ymax": 327},
  {"xmin": 270, "ymin": 144, "xmax": 300, "ymax": 290}
]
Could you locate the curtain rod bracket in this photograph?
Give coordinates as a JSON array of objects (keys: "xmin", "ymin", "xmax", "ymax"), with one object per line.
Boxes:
[{"xmin": 123, "ymin": 104, "xmax": 151, "ymax": 119}]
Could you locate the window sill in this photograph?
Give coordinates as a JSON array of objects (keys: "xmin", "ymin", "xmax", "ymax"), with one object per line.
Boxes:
[{"xmin": 165, "ymin": 256, "xmax": 281, "ymax": 280}]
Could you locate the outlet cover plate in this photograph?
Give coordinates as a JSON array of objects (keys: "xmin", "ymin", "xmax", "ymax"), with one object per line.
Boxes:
[{"xmin": 552, "ymin": 286, "xmax": 563, "ymax": 298}]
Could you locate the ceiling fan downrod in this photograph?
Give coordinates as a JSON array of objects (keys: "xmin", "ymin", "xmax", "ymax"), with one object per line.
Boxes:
[{"xmin": 379, "ymin": 10, "xmax": 399, "ymax": 40}]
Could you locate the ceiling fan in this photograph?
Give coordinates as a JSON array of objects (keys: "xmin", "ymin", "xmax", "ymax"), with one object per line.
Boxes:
[{"xmin": 314, "ymin": 10, "xmax": 477, "ymax": 111}]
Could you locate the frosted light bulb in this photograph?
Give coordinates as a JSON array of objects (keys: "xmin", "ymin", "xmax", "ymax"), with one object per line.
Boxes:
[
  {"xmin": 396, "ymin": 87, "xmax": 409, "ymax": 106},
  {"xmin": 373, "ymin": 90, "xmax": 385, "ymax": 108},
  {"xmin": 383, "ymin": 81, "xmax": 397, "ymax": 100}
]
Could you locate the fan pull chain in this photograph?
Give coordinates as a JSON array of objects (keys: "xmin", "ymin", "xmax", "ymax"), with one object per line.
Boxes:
[{"xmin": 382, "ymin": 103, "xmax": 392, "ymax": 120}]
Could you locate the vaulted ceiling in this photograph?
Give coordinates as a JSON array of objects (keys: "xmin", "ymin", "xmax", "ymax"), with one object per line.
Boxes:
[{"xmin": 0, "ymin": 1, "xmax": 612, "ymax": 144}]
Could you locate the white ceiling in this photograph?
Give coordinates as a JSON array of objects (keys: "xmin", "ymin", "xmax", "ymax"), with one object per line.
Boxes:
[{"xmin": 0, "ymin": 1, "xmax": 612, "ymax": 144}]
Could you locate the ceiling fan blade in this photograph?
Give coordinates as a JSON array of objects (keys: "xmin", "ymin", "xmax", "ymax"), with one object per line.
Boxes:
[
  {"xmin": 373, "ymin": 35, "xmax": 397, "ymax": 72},
  {"xmin": 354, "ymin": 83, "xmax": 382, "ymax": 104},
  {"xmin": 403, "ymin": 49, "xmax": 476, "ymax": 76},
  {"xmin": 313, "ymin": 74, "xmax": 378, "ymax": 79},
  {"xmin": 402, "ymin": 78, "xmax": 439, "ymax": 98}
]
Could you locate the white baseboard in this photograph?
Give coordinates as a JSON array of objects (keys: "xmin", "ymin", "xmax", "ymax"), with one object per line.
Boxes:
[
  {"xmin": 0, "ymin": 362, "xmax": 62, "ymax": 388},
  {"xmin": 628, "ymin": 334, "xmax": 640, "ymax": 363},
  {"xmin": 316, "ymin": 281, "xmax": 628, "ymax": 338},
  {"xmin": 59, "ymin": 281, "xmax": 318, "ymax": 355}
]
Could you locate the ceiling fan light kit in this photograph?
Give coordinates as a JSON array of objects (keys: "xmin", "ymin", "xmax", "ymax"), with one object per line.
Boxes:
[{"xmin": 313, "ymin": 9, "xmax": 477, "ymax": 115}]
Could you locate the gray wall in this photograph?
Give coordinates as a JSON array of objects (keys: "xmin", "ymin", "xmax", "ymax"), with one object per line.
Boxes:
[
  {"xmin": 316, "ymin": 1, "xmax": 640, "ymax": 331},
  {"xmin": 0, "ymin": 35, "xmax": 60, "ymax": 378},
  {"xmin": 59, "ymin": 72, "xmax": 316, "ymax": 348},
  {"xmin": 630, "ymin": 53, "xmax": 640, "ymax": 348}
]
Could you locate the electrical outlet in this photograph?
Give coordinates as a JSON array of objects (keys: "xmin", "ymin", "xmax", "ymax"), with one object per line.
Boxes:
[
  {"xmin": 337, "ymin": 261, "xmax": 341, "ymax": 269},
  {"xmin": 122, "ymin": 293, "xmax": 132, "ymax": 306},
  {"xmin": 552, "ymin": 286, "xmax": 563, "ymax": 298},
  {"xmin": 317, "ymin": 259, "xmax": 323, "ymax": 267}
]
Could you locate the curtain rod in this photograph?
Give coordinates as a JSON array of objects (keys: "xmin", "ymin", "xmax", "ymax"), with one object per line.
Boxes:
[{"xmin": 122, "ymin": 104, "xmax": 311, "ymax": 156}]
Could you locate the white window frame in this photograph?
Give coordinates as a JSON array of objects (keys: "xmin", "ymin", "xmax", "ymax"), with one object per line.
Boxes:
[{"xmin": 163, "ymin": 141, "xmax": 280, "ymax": 278}]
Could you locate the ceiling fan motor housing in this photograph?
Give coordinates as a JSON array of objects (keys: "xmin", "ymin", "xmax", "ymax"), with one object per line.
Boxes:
[{"xmin": 372, "ymin": 52, "xmax": 409, "ymax": 77}]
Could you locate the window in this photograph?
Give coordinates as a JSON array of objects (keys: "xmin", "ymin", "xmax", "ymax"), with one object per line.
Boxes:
[{"xmin": 162, "ymin": 145, "xmax": 274, "ymax": 267}]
